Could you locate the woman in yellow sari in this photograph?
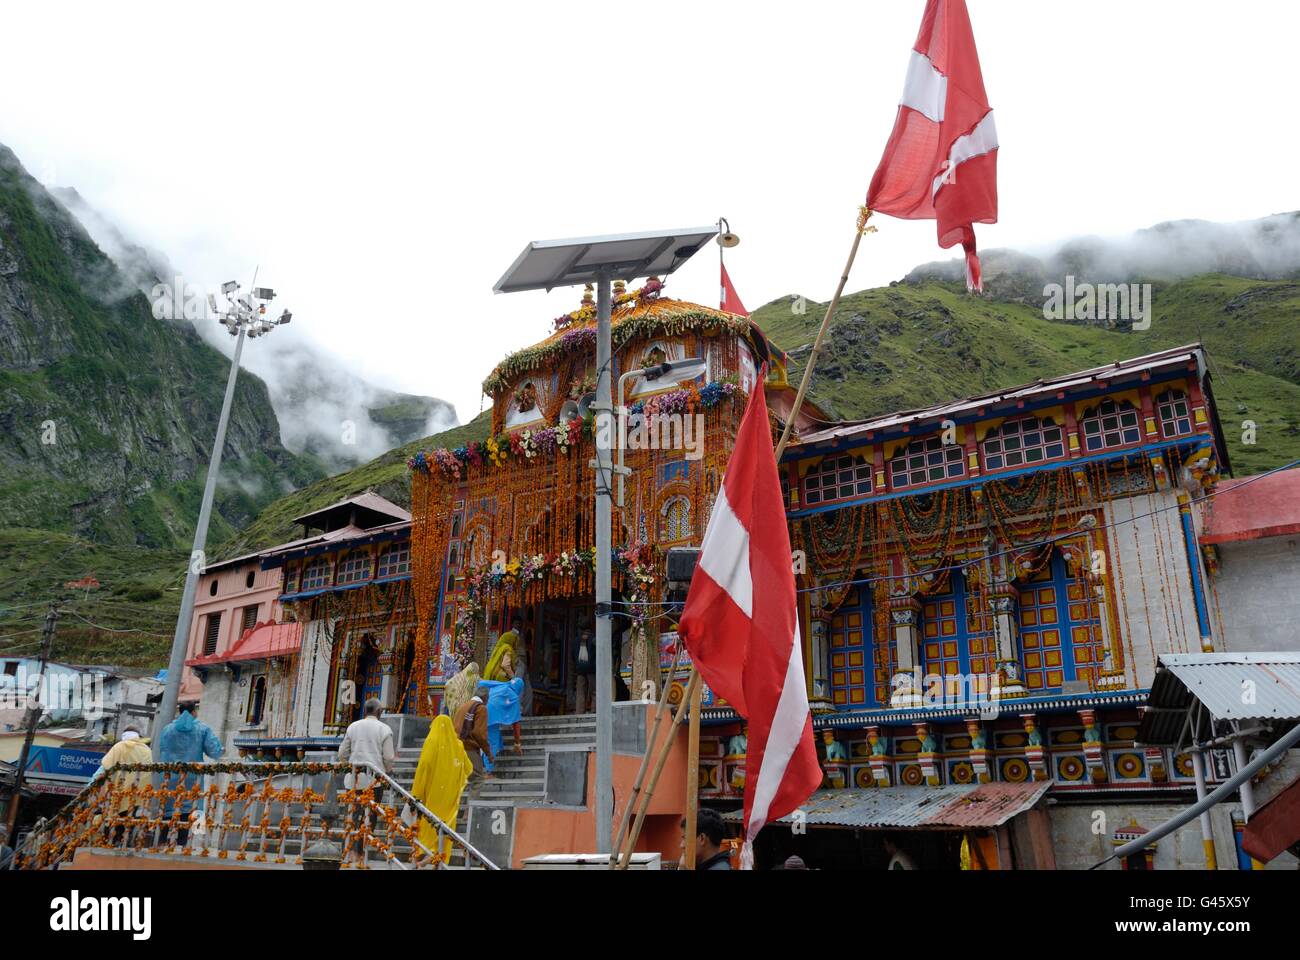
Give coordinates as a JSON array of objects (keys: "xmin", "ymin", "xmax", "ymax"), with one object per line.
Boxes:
[{"xmin": 408, "ymin": 715, "xmax": 471, "ymax": 861}]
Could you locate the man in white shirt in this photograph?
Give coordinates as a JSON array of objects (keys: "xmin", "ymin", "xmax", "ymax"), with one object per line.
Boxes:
[{"xmin": 337, "ymin": 698, "xmax": 395, "ymax": 864}]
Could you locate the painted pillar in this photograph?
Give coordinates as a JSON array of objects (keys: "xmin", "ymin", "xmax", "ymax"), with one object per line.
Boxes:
[
  {"xmin": 808, "ymin": 613, "xmax": 834, "ymax": 713},
  {"xmin": 1189, "ymin": 749, "xmax": 1219, "ymax": 870},
  {"xmin": 889, "ymin": 597, "xmax": 922, "ymax": 708},
  {"xmin": 1176, "ymin": 491, "xmax": 1215, "ymax": 652},
  {"xmin": 989, "ymin": 582, "xmax": 1028, "ymax": 700},
  {"xmin": 1233, "ymin": 735, "xmax": 1264, "ymax": 870}
]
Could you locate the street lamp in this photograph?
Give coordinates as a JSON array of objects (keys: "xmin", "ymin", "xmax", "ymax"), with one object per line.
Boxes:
[
  {"xmin": 154, "ymin": 280, "xmax": 295, "ymax": 745},
  {"xmin": 494, "ymin": 227, "xmax": 716, "ymax": 855}
]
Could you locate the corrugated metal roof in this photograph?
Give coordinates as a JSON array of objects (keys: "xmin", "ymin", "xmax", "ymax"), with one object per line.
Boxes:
[
  {"xmin": 721, "ymin": 781, "xmax": 1050, "ymax": 830},
  {"xmin": 1152, "ymin": 653, "xmax": 1300, "ymax": 721}
]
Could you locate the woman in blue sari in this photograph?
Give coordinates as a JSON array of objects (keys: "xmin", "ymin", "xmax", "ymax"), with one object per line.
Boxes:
[{"xmin": 478, "ymin": 677, "xmax": 524, "ymax": 773}]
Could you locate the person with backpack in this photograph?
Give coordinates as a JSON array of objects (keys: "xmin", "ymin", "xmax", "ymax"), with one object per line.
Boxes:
[{"xmin": 452, "ymin": 683, "xmax": 494, "ymax": 782}]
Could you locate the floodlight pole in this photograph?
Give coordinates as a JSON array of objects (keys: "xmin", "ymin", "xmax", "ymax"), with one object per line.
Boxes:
[
  {"xmin": 594, "ymin": 271, "xmax": 614, "ymax": 855},
  {"xmin": 155, "ymin": 322, "xmax": 247, "ymax": 747}
]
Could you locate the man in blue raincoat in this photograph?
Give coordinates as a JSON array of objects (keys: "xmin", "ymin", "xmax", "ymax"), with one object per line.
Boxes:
[{"xmin": 157, "ymin": 701, "xmax": 223, "ymax": 841}]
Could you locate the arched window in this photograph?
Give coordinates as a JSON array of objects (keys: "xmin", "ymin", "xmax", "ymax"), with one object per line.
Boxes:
[
  {"xmin": 982, "ymin": 415, "xmax": 1065, "ymax": 471},
  {"xmin": 301, "ymin": 557, "xmax": 332, "ymax": 591},
  {"xmin": 889, "ymin": 436, "xmax": 964, "ymax": 489},
  {"xmin": 245, "ymin": 570, "xmax": 256, "ymax": 589},
  {"xmin": 209, "ymin": 579, "xmax": 219, "ymax": 597},
  {"xmin": 1079, "ymin": 398, "xmax": 1141, "ymax": 453},
  {"xmin": 803, "ymin": 454, "xmax": 872, "ymax": 506},
  {"xmin": 246, "ymin": 675, "xmax": 266, "ymax": 725},
  {"xmin": 1155, "ymin": 389, "xmax": 1192, "ymax": 438},
  {"xmin": 377, "ymin": 544, "xmax": 411, "ymax": 579},
  {"xmin": 660, "ymin": 496, "xmax": 693, "ymax": 542},
  {"xmin": 336, "ymin": 550, "xmax": 372, "ymax": 585}
]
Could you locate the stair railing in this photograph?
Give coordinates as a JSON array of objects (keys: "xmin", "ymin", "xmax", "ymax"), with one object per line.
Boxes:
[{"xmin": 11, "ymin": 760, "xmax": 496, "ymax": 871}]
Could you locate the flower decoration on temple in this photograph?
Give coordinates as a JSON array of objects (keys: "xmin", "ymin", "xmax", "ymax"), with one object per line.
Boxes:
[{"xmin": 409, "ymin": 383, "xmax": 741, "ymax": 479}]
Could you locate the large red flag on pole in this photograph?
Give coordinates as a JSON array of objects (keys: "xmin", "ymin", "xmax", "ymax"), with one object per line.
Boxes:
[
  {"xmin": 679, "ymin": 377, "xmax": 820, "ymax": 868},
  {"xmin": 866, "ymin": 0, "xmax": 997, "ymax": 290},
  {"xmin": 720, "ymin": 263, "xmax": 749, "ymax": 317}
]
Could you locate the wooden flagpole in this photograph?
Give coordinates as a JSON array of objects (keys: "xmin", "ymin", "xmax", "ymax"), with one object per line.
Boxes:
[
  {"xmin": 615, "ymin": 669, "xmax": 700, "ymax": 870},
  {"xmin": 682, "ymin": 668, "xmax": 704, "ymax": 869},
  {"xmin": 774, "ymin": 207, "xmax": 874, "ymax": 460}
]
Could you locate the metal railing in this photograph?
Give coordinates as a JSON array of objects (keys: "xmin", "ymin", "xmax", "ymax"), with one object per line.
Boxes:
[{"xmin": 11, "ymin": 761, "xmax": 497, "ymax": 871}]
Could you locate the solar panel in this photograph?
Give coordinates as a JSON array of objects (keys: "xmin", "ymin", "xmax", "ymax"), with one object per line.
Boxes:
[{"xmin": 493, "ymin": 225, "xmax": 718, "ymax": 294}]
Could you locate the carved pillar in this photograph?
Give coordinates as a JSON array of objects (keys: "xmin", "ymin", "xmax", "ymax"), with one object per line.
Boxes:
[
  {"xmin": 966, "ymin": 719, "xmax": 991, "ymax": 783},
  {"xmin": 821, "ymin": 729, "xmax": 848, "ymax": 789},
  {"xmin": 1080, "ymin": 708, "xmax": 1107, "ymax": 783},
  {"xmin": 808, "ymin": 614, "xmax": 834, "ymax": 714},
  {"xmin": 1022, "ymin": 713, "xmax": 1048, "ymax": 781},
  {"xmin": 630, "ymin": 624, "xmax": 658, "ymax": 702},
  {"xmin": 988, "ymin": 583, "xmax": 1027, "ymax": 700},
  {"xmin": 378, "ymin": 650, "xmax": 395, "ymax": 710},
  {"xmin": 915, "ymin": 721, "xmax": 940, "ymax": 786},
  {"xmin": 889, "ymin": 597, "xmax": 922, "ymax": 708},
  {"xmin": 866, "ymin": 725, "xmax": 890, "ymax": 786}
]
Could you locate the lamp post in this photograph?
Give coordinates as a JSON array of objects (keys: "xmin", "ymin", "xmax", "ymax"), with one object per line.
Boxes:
[
  {"xmin": 154, "ymin": 281, "xmax": 294, "ymax": 745},
  {"xmin": 493, "ymin": 227, "xmax": 716, "ymax": 854}
]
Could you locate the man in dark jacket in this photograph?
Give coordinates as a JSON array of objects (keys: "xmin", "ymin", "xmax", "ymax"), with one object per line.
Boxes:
[
  {"xmin": 453, "ymin": 684, "xmax": 494, "ymax": 781},
  {"xmin": 681, "ymin": 808, "xmax": 732, "ymax": 870}
]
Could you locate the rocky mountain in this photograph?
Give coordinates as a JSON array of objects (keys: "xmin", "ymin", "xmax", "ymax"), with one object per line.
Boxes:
[{"xmin": 0, "ymin": 142, "xmax": 325, "ymax": 548}]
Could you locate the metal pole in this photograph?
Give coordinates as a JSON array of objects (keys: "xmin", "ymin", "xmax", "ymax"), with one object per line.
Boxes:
[
  {"xmin": 5, "ymin": 603, "xmax": 59, "ymax": 848},
  {"xmin": 594, "ymin": 273, "xmax": 613, "ymax": 854},
  {"xmin": 1232, "ymin": 730, "xmax": 1262, "ymax": 870},
  {"xmin": 155, "ymin": 323, "xmax": 248, "ymax": 744},
  {"xmin": 1189, "ymin": 749, "xmax": 1219, "ymax": 870}
]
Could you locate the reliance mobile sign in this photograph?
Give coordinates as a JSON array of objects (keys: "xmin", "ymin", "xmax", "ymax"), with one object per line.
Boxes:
[{"xmin": 24, "ymin": 745, "xmax": 105, "ymax": 788}]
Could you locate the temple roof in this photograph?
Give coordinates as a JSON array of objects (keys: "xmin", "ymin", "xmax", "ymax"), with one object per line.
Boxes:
[
  {"xmin": 291, "ymin": 491, "xmax": 411, "ymax": 533},
  {"xmin": 788, "ymin": 343, "xmax": 1211, "ymax": 455},
  {"xmin": 482, "ymin": 293, "xmax": 778, "ymax": 397}
]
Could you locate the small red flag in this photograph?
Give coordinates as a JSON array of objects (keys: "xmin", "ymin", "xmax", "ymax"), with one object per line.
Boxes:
[
  {"xmin": 866, "ymin": 0, "xmax": 997, "ymax": 290},
  {"xmin": 679, "ymin": 381, "xmax": 821, "ymax": 868},
  {"xmin": 720, "ymin": 263, "xmax": 749, "ymax": 317}
]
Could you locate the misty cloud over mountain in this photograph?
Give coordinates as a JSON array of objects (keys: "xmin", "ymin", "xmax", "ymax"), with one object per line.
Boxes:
[
  {"xmin": 904, "ymin": 212, "xmax": 1300, "ymax": 299},
  {"xmin": 53, "ymin": 187, "xmax": 456, "ymax": 470}
]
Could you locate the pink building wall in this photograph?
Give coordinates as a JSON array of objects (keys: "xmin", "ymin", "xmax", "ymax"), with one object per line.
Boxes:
[{"xmin": 180, "ymin": 561, "xmax": 285, "ymax": 701}]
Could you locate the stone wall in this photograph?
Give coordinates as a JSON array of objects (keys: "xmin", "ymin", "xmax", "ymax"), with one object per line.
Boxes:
[{"xmin": 1210, "ymin": 536, "xmax": 1300, "ymax": 652}]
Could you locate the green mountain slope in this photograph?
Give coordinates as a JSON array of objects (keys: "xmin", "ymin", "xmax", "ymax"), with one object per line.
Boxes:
[
  {"xmin": 216, "ymin": 410, "xmax": 492, "ymax": 558},
  {"xmin": 753, "ymin": 276, "xmax": 1300, "ymax": 477},
  {"xmin": 0, "ymin": 143, "xmax": 326, "ymax": 549}
]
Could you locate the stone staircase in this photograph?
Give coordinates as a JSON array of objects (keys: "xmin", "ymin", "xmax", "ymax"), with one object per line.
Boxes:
[{"xmin": 390, "ymin": 712, "xmax": 597, "ymax": 868}]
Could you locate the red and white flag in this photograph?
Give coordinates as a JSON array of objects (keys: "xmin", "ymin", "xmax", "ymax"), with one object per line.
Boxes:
[
  {"xmin": 720, "ymin": 263, "xmax": 749, "ymax": 317},
  {"xmin": 866, "ymin": 0, "xmax": 997, "ymax": 290},
  {"xmin": 679, "ymin": 378, "xmax": 820, "ymax": 868}
]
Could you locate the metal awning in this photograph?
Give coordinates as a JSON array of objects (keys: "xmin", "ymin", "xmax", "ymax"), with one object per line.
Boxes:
[
  {"xmin": 720, "ymin": 781, "xmax": 1051, "ymax": 831},
  {"xmin": 1138, "ymin": 653, "xmax": 1300, "ymax": 745}
]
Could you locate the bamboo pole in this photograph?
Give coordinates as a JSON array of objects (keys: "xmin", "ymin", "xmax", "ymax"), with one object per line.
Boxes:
[
  {"xmin": 608, "ymin": 635, "xmax": 685, "ymax": 866},
  {"xmin": 615, "ymin": 669, "xmax": 700, "ymax": 870},
  {"xmin": 682, "ymin": 667, "xmax": 704, "ymax": 869},
  {"xmin": 773, "ymin": 208, "xmax": 874, "ymax": 461}
]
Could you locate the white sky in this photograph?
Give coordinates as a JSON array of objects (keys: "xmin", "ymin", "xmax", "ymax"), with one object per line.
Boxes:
[{"xmin": 2, "ymin": 0, "xmax": 1297, "ymax": 423}]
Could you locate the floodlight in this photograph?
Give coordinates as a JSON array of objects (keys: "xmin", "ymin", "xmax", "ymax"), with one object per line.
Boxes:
[
  {"xmin": 253, "ymin": 287, "xmax": 276, "ymax": 301},
  {"xmin": 221, "ymin": 280, "xmax": 239, "ymax": 295},
  {"xmin": 278, "ymin": 310, "xmax": 292, "ymax": 325},
  {"xmin": 207, "ymin": 294, "xmax": 219, "ymax": 315}
]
